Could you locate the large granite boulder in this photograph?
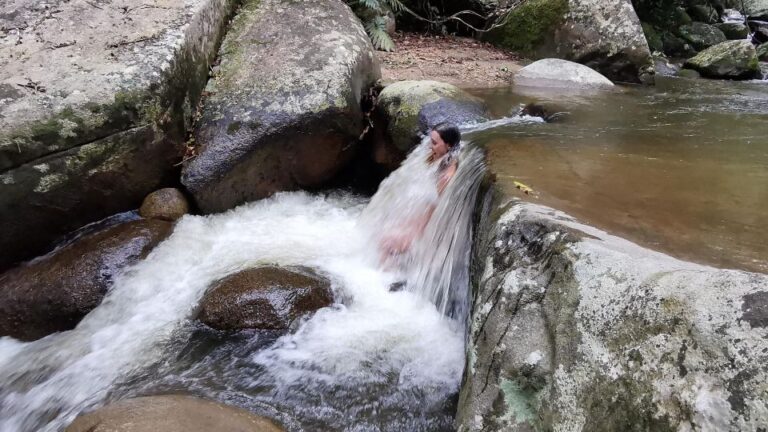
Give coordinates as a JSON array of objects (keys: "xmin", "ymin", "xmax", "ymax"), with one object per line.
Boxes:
[
  {"xmin": 684, "ymin": 40, "xmax": 761, "ymax": 79},
  {"xmin": 66, "ymin": 395, "xmax": 283, "ymax": 432},
  {"xmin": 484, "ymin": 0, "xmax": 654, "ymax": 83},
  {"xmin": 514, "ymin": 59, "xmax": 615, "ymax": 87},
  {"xmin": 679, "ymin": 22, "xmax": 728, "ymax": 50},
  {"xmin": 181, "ymin": 0, "xmax": 380, "ymax": 213},
  {"xmin": 372, "ymin": 80, "xmax": 488, "ymax": 168},
  {"xmin": 0, "ymin": 0, "xmax": 238, "ymax": 269},
  {"xmin": 198, "ymin": 266, "xmax": 334, "ymax": 331},
  {"xmin": 742, "ymin": 0, "xmax": 768, "ymax": 19},
  {"xmin": 0, "ymin": 219, "xmax": 173, "ymax": 341},
  {"xmin": 457, "ymin": 197, "xmax": 768, "ymax": 431}
]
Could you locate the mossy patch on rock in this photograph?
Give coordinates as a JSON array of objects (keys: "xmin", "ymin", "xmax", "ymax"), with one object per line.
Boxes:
[
  {"xmin": 484, "ymin": 0, "xmax": 568, "ymax": 56},
  {"xmin": 684, "ymin": 39, "xmax": 761, "ymax": 79}
]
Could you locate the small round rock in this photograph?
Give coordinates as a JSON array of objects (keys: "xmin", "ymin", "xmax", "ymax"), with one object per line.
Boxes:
[{"xmin": 139, "ymin": 188, "xmax": 190, "ymax": 221}]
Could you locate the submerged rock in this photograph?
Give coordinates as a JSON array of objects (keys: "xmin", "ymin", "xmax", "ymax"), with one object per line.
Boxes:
[
  {"xmin": 0, "ymin": 219, "xmax": 172, "ymax": 341},
  {"xmin": 514, "ymin": 59, "xmax": 615, "ymax": 87},
  {"xmin": 65, "ymin": 395, "xmax": 283, "ymax": 432},
  {"xmin": 139, "ymin": 188, "xmax": 190, "ymax": 221},
  {"xmin": 0, "ymin": 0, "xmax": 238, "ymax": 268},
  {"xmin": 679, "ymin": 22, "xmax": 727, "ymax": 50},
  {"xmin": 198, "ymin": 266, "xmax": 334, "ymax": 331},
  {"xmin": 372, "ymin": 80, "xmax": 488, "ymax": 168},
  {"xmin": 684, "ymin": 40, "xmax": 761, "ymax": 79},
  {"xmin": 484, "ymin": 0, "xmax": 654, "ymax": 83},
  {"xmin": 181, "ymin": 0, "xmax": 380, "ymax": 213},
  {"xmin": 457, "ymin": 197, "xmax": 768, "ymax": 431}
]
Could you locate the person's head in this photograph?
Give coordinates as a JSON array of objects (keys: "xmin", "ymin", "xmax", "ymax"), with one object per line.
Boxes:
[{"xmin": 429, "ymin": 122, "xmax": 461, "ymax": 158}]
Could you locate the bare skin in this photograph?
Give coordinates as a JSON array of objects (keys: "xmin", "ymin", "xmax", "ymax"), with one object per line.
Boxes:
[{"xmin": 379, "ymin": 131, "xmax": 459, "ymax": 259}]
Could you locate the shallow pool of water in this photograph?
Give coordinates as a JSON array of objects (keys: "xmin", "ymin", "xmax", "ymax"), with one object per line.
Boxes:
[{"xmin": 468, "ymin": 77, "xmax": 768, "ymax": 273}]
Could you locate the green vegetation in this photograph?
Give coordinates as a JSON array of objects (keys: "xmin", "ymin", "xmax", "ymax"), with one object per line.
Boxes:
[
  {"xmin": 484, "ymin": 0, "xmax": 568, "ymax": 56},
  {"xmin": 347, "ymin": 0, "xmax": 404, "ymax": 51}
]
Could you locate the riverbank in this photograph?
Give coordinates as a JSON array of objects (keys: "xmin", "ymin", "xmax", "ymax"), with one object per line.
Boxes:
[{"xmin": 378, "ymin": 32, "xmax": 523, "ymax": 87}]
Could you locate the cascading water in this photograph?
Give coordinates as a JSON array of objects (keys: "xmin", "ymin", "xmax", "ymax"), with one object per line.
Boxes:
[{"xmin": 0, "ymin": 132, "xmax": 494, "ymax": 431}]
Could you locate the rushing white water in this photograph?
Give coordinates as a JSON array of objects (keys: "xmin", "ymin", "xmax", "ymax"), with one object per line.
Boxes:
[{"xmin": 0, "ymin": 136, "xmax": 488, "ymax": 431}]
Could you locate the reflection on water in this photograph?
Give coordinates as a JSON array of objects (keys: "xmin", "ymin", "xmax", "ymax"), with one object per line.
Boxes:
[{"xmin": 467, "ymin": 77, "xmax": 768, "ymax": 273}]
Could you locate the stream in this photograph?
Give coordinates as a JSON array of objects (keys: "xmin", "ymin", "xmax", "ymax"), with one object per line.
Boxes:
[{"xmin": 469, "ymin": 76, "xmax": 768, "ymax": 274}]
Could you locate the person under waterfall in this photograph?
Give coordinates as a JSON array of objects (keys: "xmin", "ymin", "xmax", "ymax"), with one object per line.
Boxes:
[{"xmin": 379, "ymin": 122, "xmax": 461, "ymax": 260}]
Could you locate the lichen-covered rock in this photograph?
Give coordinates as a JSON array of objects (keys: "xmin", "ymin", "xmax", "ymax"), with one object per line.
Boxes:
[
  {"xmin": 679, "ymin": 22, "xmax": 727, "ymax": 50},
  {"xmin": 181, "ymin": 0, "xmax": 380, "ymax": 213},
  {"xmin": 65, "ymin": 395, "xmax": 284, "ymax": 432},
  {"xmin": 457, "ymin": 197, "xmax": 768, "ymax": 432},
  {"xmin": 198, "ymin": 266, "xmax": 334, "ymax": 331},
  {"xmin": 742, "ymin": 0, "xmax": 768, "ymax": 19},
  {"xmin": 139, "ymin": 188, "xmax": 190, "ymax": 221},
  {"xmin": 716, "ymin": 22, "xmax": 750, "ymax": 39},
  {"xmin": 0, "ymin": 0, "xmax": 238, "ymax": 268},
  {"xmin": 514, "ymin": 59, "xmax": 615, "ymax": 87},
  {"xmin": 684, "ymin": 40, "xmax": 761, "ymax": 79},
  {"xmin": 485, "ymin": 0, "xmax": 654, "ymax": 83},
  {"xmin": 372, "ymin": 80, "xmax": 489, "ymax": 166},
  {"xmin": 0, "ymin": 219, "xmax": 172, "ymax": 341},
  {"xmin": 758, "ymin": 43, "xmax": 768, "ymax": 60}
]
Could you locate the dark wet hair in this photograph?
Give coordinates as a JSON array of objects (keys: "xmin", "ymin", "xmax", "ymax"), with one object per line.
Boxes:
[{"xmin": 432, "ymin": 122, "xmax": 461, "ymax": 148}]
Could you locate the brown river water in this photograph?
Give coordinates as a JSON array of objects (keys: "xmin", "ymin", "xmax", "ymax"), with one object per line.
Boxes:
[{"xmin": 468, "ymin": 77, "xmax": 768, "ymax": 274}]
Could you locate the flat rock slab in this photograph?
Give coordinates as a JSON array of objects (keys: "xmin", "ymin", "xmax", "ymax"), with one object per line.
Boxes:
[
  {"xmin": 684, "ymin": 40, "xmax": 761, "ymax": 79},
  {"xmin": 458, "ymin": 196, "xmax": 768, "ymax": 431},
  {"xmin": 515, "ymin": 58, "xmax": 615, "ymax": 88},
  {"xmin": 0, "ymin": 0, "xmax": 237, "ymax": 268},
  {"xmin": 181, "ymin": 0, "xmax": 380, "ymax": 213}
]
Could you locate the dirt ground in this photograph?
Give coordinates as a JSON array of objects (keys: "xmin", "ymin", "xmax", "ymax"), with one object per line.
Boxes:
[{"xmin": 377, "ymin": 32, "xmax": 524, "ymax": 88}]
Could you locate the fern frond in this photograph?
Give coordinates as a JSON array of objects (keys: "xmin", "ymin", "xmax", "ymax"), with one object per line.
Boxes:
[
  {"xmin": 364, "ymin": 17, "xmax": 395, "ymax": 51},
  {"xmin": 382, "ymin": 0, "xmax": 405, "ymax": 13},
  {"xmin": 357, "ymin": 0, "xmax": 380, "ymax": 11}
]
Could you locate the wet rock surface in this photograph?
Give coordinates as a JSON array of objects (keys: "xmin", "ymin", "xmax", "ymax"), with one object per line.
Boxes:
[
  {"xmin": 65, "ymin": 395, "xmax": 284, "ymax": 432},
  {"xmin": 684, "ymin": 40, "xmax": 761, "ymax": 79},
  {"xmin": 457, "ymin": 196, "xmax": 768, "ymax": 432},
  {"xmin": 679, "ymin": 22, "xmax": 728, "ymax": 50},
  {"xmin": 181, "ymin": 0, "xmax": 380, "ymax": 213},
  {"xmin": 0, "ymin": 0, "xmax": 237, "ymax": 268},
  {"xmin": 198, "ymin": 266, "xmax": 334, "ymax": 331},
  {"xmin": 0, "ymin": 219, "xmax": 173, "ymax": 341},
  {"xmin": 372, "ymin": 80, "xmax": 488, "ymax": 168},
  {"xmin": 139, "ymin": 188, "xmax": 190, "ymax": 221},
  {"xmin": 514, "ymin": 58, "xmax": 615, "ymax": 87}
]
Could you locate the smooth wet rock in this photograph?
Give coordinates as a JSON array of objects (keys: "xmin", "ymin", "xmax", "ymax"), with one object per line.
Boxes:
[
  {"xmin": 485, "ymin": 0, "xmax": 653, "ymax": 83},
  {"xmin": 0, "ymin": 0, "xmax": 238, "ymax": 269},
  {"xmin": 372, "ymin": 80, "xmax": 488, "ymax": 167},
  {"xmin": 654, "ymin": 56, "xmax": 682, "ymax": 76},
  {"xmin": 716, "ymin": 22, "xmax": 750, "ymax": 39},
  {"xmin": 749, "ymin": 20, "xmax": 768, "ymax": 43},
  {"xmin": 679, "ymin": 22, "xmax": 727, "ymax": 50},
  {"xmin": 684, "ymin": 40, "xmax": 761, "ymax": 79},
  {"xmin": 514, "ymin": 59, "xmax": 615, "ymax": 87},
  {"xmin": 181, "ymin": 0, "xmax": 380, "ymax": 213},
  {"xmin": 65, "ymin": 395, "xmax": 283, "ymax": 432},
  {"xmin": 0, "ymin": 219, "xmax": 172, "ymax": 341},
  {"xmin": 457, "ymin": 197, "xmax": 768, "ymax": 432},
  {"xmin": 198, "ymin": 266, "xmax": 334, "ymax": 331},
  {"xmin": 139, "ymin": 188, "xmax": 190, "ymax": 222},
  {"xmin": 677, "ymin": 68, "xmax": 703, "ymax": 78}
]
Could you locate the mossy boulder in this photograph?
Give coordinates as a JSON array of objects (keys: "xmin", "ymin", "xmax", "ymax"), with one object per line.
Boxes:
[
  {"xmin": 684, "ymin": 39, "xmax": 761, "ymax": 79},
  {"xmin": 642, "ymin": 23, "xmax": 664, "ymax": 53},
  {"xmin": 757, "ymin": 43, "xmax": 768, "ymax": 60},
  {"xmin": 139, "ymin": 188, "xmax": 190, "ymax": 222},
  {"xmin": 662, "ymin": 31, "xmax": 698, "ymax": 57},
  {"xmin": 485, "ymin": 0, "xmax": 653, "ymax": 83},
  {"xmin": 0, "ymin": 0, "xmax": 238, "ymax": 268},
  {"xmin": 198, "ymin": 266, "xmax": 334, "ymax": 331},
  {"xmin": 66, "ymin": 395, "xmax": 283, "ymax": 432},
  {"xmin": 181, "ymin": 0, "xmax": 380, "ymax": 213},
  {"xmin": 742, "ymin": 0, "xmax": 768, "ymax": 19},
  {"xmin": 687, "ymin": 4, "xmax": 719, "ymax": 23},
  {"xmin": 457, "ymin": 196, "xmax": 768, "ymax": 431},
  {"xmin": 678, "ymin": 22, "xmax": 727, "ymax": 50},
  {"xmin": 372, "ymin": 80, "xmax": 488, "ymax": 168},
  {"xmin": 0, "ymin": 219, "xmax": 172, "ymax": 341},
  {"xmin": 715, "ymin": 22, "xmax": 750, "ymax": 39}
]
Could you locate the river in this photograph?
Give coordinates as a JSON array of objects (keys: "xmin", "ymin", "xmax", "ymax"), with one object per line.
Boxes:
[{"xmin": 468, "ymin": 77, "xmax": 768, "ymax": 274}]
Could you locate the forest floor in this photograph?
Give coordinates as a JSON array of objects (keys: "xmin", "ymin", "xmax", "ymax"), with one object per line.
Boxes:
[{"xmin": 377, "ymin": 32, "xmax": 524, "ymax": 88}]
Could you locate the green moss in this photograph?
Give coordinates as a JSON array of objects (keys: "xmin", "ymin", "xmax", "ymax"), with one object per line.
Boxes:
[
  {"xmin": 499, "ymin": 378, "xmax": 538, "ymax": 426},
  {"xmin": 642, "ymin": 23, "xmax": 664, "ymax": 53},
  {"xmin": 226, "ymin": 121, "xmax": 242, "ymax": 134},
  {"xmin": 484, "ymin": 0, "xmax": 568, "ymax": 56}
]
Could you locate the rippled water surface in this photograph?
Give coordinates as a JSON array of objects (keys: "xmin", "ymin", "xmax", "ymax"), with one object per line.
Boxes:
[{"xmin": 468, "ymin": 77, "xmax": 768, "ymax": 273}]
